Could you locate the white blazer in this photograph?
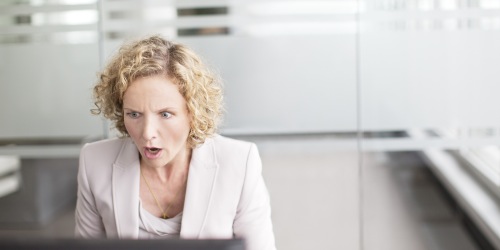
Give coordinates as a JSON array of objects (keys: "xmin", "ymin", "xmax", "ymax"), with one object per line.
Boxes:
[{"xmin": 75, "ymin": 135, "xmax": 276, "ymax": 250}]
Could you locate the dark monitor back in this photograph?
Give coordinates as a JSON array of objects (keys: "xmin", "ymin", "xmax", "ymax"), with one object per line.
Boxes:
[{"xmin": 0, "ymin": 238, "xmax": 245, "ymax": 250}]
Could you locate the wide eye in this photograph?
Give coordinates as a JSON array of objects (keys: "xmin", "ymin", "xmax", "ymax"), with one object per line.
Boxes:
[
  {"xmin": 161, "ymin": 111, "xmax": 172, "ymax": 119},
  {"xmin": 126, "ymin": 112, "xmax": 140, "ymax": 119}
]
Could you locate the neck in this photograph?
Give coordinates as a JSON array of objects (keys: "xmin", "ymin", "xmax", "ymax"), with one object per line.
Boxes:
[{"xmin": 142, "ymin": 147, "xmax": 192, "ymax": 184}]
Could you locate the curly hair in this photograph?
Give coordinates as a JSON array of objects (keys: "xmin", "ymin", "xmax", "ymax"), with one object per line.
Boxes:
[{"xmin": 92, "ymin": 35, "xmax": 223, "ymax": 148}]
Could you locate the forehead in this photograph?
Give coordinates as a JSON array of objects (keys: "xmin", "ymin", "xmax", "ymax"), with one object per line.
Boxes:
[{"xmin": 123, "ymin": 75, "xmax": 186, "ymax": 108}]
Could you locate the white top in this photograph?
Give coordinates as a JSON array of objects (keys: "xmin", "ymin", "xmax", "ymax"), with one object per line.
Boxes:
[{"xmin": 138, "ymin": 200, "xmax": 182, "ymax": 238}]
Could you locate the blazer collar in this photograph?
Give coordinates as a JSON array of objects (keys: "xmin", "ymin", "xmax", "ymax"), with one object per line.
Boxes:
[
  {"xmin": 111, "ymin": 137, "xmax": 219, "ymax": 239},
  {"xmin": 112, "ymin": 138, "xmax": 141, "ymax": 238},
  {"xmin": 180, "ymin": 136, "xmax": 219, "ymax": 238}
]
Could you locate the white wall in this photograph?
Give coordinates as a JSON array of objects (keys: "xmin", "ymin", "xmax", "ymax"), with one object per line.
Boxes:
[{"xmin": 0, "ymin": 43, "xmax": 103, "ymax": 139}]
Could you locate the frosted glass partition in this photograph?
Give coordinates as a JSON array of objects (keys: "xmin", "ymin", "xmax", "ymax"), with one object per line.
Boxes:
[
  {"xmin": 186, "ymin": 36, "xmax": 357, "ymax": 134},
  {"xmin": 0, "ymin": 44, "xmax": 103, "ymax": 139},
  {"xmin": 359, "ymin": 0, "xmax": 500, "ymax": 148},
  {"xmin": 0, "ymin": 1, "xmax": 104, "ymax": 141},
  {"xmin": 101, "ymin": 0, "xmax": 359, "ymax": 135},
  {"xmin": 361, "ymin": 32, "xmax": 500, "ymax": 130},
  {"xmin": 359, "ymin": 1, "xmax": 500, "ymax": 249}
]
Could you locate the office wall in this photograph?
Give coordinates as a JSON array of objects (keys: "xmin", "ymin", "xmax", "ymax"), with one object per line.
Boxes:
[
  {"xmin": 0, "ymin": 2, "xmax": 102, "ymax": 140},
  {"xmin": 180, "ymin": 36, "xmax": 357, "ymax": 134},
  {"xmin": 1, "ymin": 2, "xmax": 499, "ymax": 144},
  {"xmin": 361, "ymin": 17, "xmax": 500, "ymax": 130},
  {"xmin": 0, "ymin": 1, "xmax": 360, "ymax": 139},
  {"xmin": 101, "ymin": 1, "xmax": 359, "ymax": 135},
  {"xmin": 0, "ymin": 43, "xmax": 102, "ymax": 139}
]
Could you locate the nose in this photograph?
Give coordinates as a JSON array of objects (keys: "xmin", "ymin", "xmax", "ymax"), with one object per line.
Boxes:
[{"xmin": 141, "ymin": 115, "xmax": 158, "ymax": 142}]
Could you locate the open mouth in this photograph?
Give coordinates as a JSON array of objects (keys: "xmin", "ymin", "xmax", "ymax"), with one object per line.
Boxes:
[
  {"xmin": 144, "ymin": 147, "xmax": 162, "ymax": 159},
  {"xmin": 147, "ymin": 147, "xmax": 161, "ymax": 153}
]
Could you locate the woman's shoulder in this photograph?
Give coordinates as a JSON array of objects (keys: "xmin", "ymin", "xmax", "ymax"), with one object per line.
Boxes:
[
  {"xmin": 82, "ymin": 137, "xmax": 128, "ymax": 152},
  {"xmin": 80, "ymin": 137, "xmax": 132, "ymax": 165},
  {"xmin": 210, "ymin": 134, "xmax": 256, "ymax": 153},
  {"xmin": 208, "ymin": 134, "xmax": 261, "ymax": 168},
  {"xmin": 212, "ymin": 134, "xmax": 254, "ymax": 148}
]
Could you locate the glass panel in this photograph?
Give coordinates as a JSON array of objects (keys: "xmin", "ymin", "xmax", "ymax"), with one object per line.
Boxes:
[
  {"xmin": 360, "ymin": 0, "xmax": 500, "ymax": 249},
  {"xmin": 0, "ymin": 0, "xmax": 102, "ymax": 141}
]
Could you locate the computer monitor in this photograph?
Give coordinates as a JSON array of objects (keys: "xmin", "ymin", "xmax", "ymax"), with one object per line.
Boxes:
[{"xmin": 0, "ymin": 238, "xmax": 246, "ymax": 250}]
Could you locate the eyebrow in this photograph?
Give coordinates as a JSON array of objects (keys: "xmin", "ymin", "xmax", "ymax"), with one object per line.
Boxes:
[
  {"xmin": 158, "ymin": 107, "xmax": 178, "ymax": 113},
  {"xmin": 123, "ymin": 107, "xmax": 178, "ymax": 111}
]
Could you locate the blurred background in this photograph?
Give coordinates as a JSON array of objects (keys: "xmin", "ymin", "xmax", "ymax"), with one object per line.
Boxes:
[{"xmin": 0, "ymin": 0, "xmax": 499, "ymax": 249}]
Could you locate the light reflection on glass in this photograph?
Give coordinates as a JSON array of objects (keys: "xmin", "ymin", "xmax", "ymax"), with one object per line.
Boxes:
[
  {"xmin": 245, "ymin": 21, "xmax": 357, "ymax": 36},
  {"xmin": 32, "ymin": 10, "xmax": 97, "ymax": 26},
  {"xmin": 30, "ymin": 0, "xmax": 96, "ymax": 5},
  {"xmin": 246, "ymin": 1, "xmax": 360, "ymax": 15},
  {"xmin": 0, "ymin": 30, "xmax": 97, "ymax": 44},
  {"xmin": 142, "ymin": 7, "xmax": 177, "ymax": 22}
]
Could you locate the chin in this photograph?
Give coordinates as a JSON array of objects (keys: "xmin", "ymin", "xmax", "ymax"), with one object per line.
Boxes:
[{"xmin": 146, "ymin": 159, "xmax": 167, "ymax": 168}]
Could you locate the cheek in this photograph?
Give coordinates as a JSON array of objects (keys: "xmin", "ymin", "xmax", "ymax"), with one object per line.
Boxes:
[
  {"xmin": 181, "ymin": 116, "xmax": 192, "ymax": 136},
  {"xmin": 124, "ymin": 119, "xmax": 138, "ymax": 137},
  {"xmin": 166, "ymin": 119, "xmax": 191, "ymax": 141}
]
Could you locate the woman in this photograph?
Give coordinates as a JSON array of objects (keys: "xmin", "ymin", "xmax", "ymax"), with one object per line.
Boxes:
[{"xmin": 75, "ymin": 35, "xmax": 276, "ymax": 250}]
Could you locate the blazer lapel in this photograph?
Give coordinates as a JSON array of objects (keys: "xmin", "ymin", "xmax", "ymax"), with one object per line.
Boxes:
[
  {"xmin": 112, "ymin": 138, "xmax": 141, "ymax": 238},
  {"xmin": 180, "ymin": 138, "xmax": 218, "ymax": 238}
]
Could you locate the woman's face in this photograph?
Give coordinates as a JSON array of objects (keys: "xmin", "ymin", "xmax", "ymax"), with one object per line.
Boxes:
[{"xmin": 123, "ymin": 75, "xmax": 191, "ymax": 169}]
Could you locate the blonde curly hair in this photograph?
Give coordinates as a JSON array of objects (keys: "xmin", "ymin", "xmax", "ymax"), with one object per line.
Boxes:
[{"xmin": 92, "ymin": 35, "xmax": 223, "ymax": 148}]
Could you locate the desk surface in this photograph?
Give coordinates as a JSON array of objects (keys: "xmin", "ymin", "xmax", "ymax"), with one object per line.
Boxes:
[
  {"xmin": 0, "ymin": 144, "xmax": 82, "ymax": 158},
  {"xmin": 0, "ymin": 137, "xmax": 101, "ymax": 158}
]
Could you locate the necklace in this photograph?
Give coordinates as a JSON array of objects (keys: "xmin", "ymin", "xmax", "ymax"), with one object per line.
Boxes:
[{"xmin": 140, "ymin": 169, "xmax": 182, "ymax": 219}]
